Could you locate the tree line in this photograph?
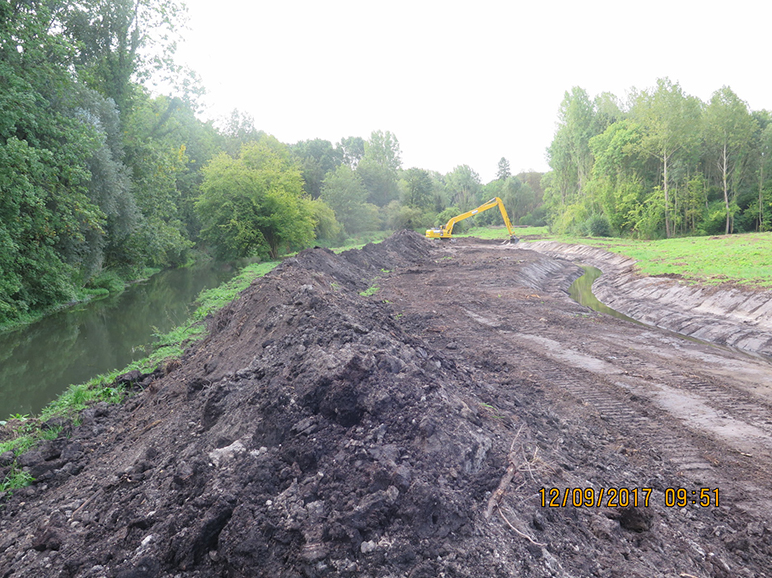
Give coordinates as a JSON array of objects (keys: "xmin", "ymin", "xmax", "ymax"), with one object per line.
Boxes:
[
  {"xmin": 0, "ymin": 0, "xmax": 544, "ymax": 327},
  {"xmin": 544, "ymin": 79, "xmax": 772, "ymax": 238}
]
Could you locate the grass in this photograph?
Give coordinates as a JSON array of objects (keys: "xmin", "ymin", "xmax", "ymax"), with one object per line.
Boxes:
[
  {"xmin": 0, "ymin": 259, "xmax": 280, "ymax": 494},
  {"xmin": 460, "ymin": 224, "xmax": 771, "ymax": 288},
  {"xmin": 553, "ymin": 232, "xmax": 772, "ymax": 288},
  {"xmin": 329, "ymin": 231, "xmax": 391, "ymax": 253},
  {"xmin": 460, "ymin": 225, "xmax": 549, "ymax": 239},
  {"xmin": 359, "ymin": 285, "xmax": 380, "ymax": 297}
]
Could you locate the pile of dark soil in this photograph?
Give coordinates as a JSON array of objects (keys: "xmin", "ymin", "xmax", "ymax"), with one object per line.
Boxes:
[{"xmin": 0, "ymin": 231, "xmax": 768, "ymax": 577}]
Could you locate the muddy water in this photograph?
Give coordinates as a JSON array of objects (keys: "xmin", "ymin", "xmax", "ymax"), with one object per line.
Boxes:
[
  {"xmin": 0, "ymin": 263, "xmax": 236, "ymax": 419},
  {"xmin": 568, "ymin": 265, "xmax": 640, "ymax": 324}
]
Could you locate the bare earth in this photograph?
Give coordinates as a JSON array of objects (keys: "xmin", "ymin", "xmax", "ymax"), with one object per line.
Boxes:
[{"xmin": 1, "ymin": 231, "xmax": 771, "ymax": 577}]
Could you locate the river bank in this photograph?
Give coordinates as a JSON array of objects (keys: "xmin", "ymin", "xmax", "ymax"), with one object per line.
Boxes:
[
  {"xmin": 3, "ymin": 232, "xmax": 772, "ymax": 577},
  {"xmin": 521, "ymin": 241, "xmax": 772, "ymax": 358}
]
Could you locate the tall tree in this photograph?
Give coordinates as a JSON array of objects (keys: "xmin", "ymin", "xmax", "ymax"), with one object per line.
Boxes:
[
  {"xmin": 357, "ymin": 130, "xmax": 402, "ymax": 206},
  {"xmin": 336, "ymin": 136, "xmax": 366, "ymax": 169},
  {"xmin": 401, "ymin": 168, "xmax": 434, "ymax": 210},
  {"xmin": 445, "ymin": 165, "xmax": 482, "ymax": 209},
  {"xmin": 320, "ymin": 165, "xmax": 375, "ymax": 235},
  {"xmin": 0, "ymin": 0, "xmax": 107, "ymax": 321},
  {"xmin": 291, "ymin": 139, "xmax": 342, "ymax": 198},
  {"xmin": 703, "ymin": 87, "xmax": 756, "ymax": 234},
  {"xmin": 196, "ymin": 136, "xmax": 315, "ymax": 260},
  {"xmin": 58, "ymin": 0, "xmax": 188, "ymax": 116},
  {"xmin": 496, "ymin": 157, "xmax": 511, "ymax": 180},
  {"xmin": 631, "ymin": 78, "xmax": 701, "ymax": 237}
]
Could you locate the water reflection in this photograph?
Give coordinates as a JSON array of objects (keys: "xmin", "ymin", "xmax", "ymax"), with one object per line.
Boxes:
[
  {"xmin": 568, "ymin": 266, "xmax": 640, "ymax": 324},
  {"xmin": 0, "ymin": 263, "xmax": 235, "ymax": 418}
]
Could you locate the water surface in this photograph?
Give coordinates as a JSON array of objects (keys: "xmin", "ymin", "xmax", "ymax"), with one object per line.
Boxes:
[{"xmin": 0, "ymin": 263, "xmax": 235, "ymax": 418}]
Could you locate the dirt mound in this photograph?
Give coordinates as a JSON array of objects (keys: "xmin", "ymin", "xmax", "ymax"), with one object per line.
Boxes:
[
  {"xmin": 0, "ymin": 232, "xmax": 506, "ymax": 577},
  {"xmin": 1, "ymin": 231, "xmax": 770, "ymax": 578}
]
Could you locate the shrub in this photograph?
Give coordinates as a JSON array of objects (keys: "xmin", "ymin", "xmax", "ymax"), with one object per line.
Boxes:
[{"xmin": 585, "ymin": 214, "xmax": 612, "ymax": 237}]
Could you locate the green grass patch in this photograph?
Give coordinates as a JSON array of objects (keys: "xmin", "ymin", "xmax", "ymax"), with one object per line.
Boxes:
[
  {"xmin": 193, "ymin": 261, "xmax": 279, "ymax": 321},
  {"xmin": 329, "ymin": 231, "xmax": 391, "ymax": 253},
  {"xmin": 460, "ymin": 225, "xmax": 549, "ymax": 239},
  {"xmin": 554, "ymin": 232, "xmax": 772, "ymax": 288},
  {"xmin": 359, "ymin": 285, "xmax": 380, "ymax": 297},
  {"xmin": 0, "ymin": 467, "xmax": 35, "ymax": 492}
]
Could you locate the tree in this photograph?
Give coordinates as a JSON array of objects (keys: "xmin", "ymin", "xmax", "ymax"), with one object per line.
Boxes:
[
  {"xmin": 357, "ymin": 130, "xmax": 402, "ymax": 206},
  {"xmin": 336, "ymin": 136, "xmax": 366, "ymax": 169},
  {"xmin": 196, "ymin": 137, "xmax": 315, "ymax": 259},
  {"xmin": 291, "ymin": 139, "xmax": 342, "ymax": 198},
  {"xmin": 703, "ymin": 87, "xmax": 756, "ymax": 234},
  {"xmin": 631, "ymin": 78, "xmax": 701, "ymax": 237},
  {"xmin": 0, "ymin": 0, "xmax": 107, "ymax": 321},
  {"xmin": 496, "ymin": 157, "xmax": 511, "ymax": 180},
  {"xmin": 548, "ymin": 87, "xmax": 597, "ymax": 199},
  {"xmin": 445, "ymin": 165, "xmax": 481, "ymax": 209},
  {"xmin": 320, "ymin": 166, "xmax": 376, "ymax": 235},
  {"xmin": 401, "ymin": 168, "xmax": 434, "ymax": 210},
  {"xmin": 58, "ymin": 0, "xmax": 189, "ymax": 116}
]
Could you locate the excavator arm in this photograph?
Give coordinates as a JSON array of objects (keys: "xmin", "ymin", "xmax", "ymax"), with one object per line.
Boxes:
[{"xmin": 426, "ymin": 197, "xmax": 517, "ymax": 241}]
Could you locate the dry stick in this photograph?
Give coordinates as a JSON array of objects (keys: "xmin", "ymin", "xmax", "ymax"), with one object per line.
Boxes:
[
  {"xmin": 484, "ymin": 426, "xmax": 524, "ymax": 520},
  {"xmin": 497, "ymin": 507, "xmax": 546, "ymax": 547},
  {"xmin": 71, "ymin": 488, "xmax": 104, "ymax": 518}
]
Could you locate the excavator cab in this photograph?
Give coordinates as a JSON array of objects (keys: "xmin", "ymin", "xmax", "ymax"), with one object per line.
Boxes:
[{"xmin": 426, "ymin": 198, "xmax": 519, "ymax": 243}]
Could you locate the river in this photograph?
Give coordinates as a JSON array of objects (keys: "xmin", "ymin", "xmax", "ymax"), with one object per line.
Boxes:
[{"xmin": 0, "ymin": 263, "xmax": 236, "ymax": 419}]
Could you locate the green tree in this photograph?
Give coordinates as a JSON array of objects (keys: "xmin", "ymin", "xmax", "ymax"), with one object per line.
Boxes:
[
  {"xmin": 122, "ymin": 93, "xmax": 195, "ymax": 267},
  {"xmin": 218, "ymin": 109, "xmax": 265, "ymax": 158},
  {"xmin": 336, "ymin": 136, "xmax": 366, "ymax": 169},
  {"xmin": 0, "ymin": 0, "xmax": 107, "ymax": 322},
  {"xmin": 357, "ymin": 130, "xmax": 402, "ymax": 206},
  {"xmin": 496, "ymin": 157, "xmax": 511, "ymax": 180},
  {"xmin": 445, "ymin": 165, "xmax": 481, "ymax": 209},
  {"xmin": 291, "ymin": 139, "xmax": 342, "ymax": 198},
  {"xmin": 401, "ymin": 168, "xmax": 434, "ymax": 210},
  {"xmin": 320, "ymin": 165, "xmax": 376, "ymax": 234},
  {"xmin": 703, "ymin": 87, "xmax": 756, "ymax": 234},
  {"xmin": 58, "ymin": 0, "xmax": 188, "ymax": 116},
  {"xmin": 631, "ymin": 78, "xmax": 701, "ymax": 237},
  {"xmin": 196, "ymin": 137, "xmax": 315, "ymax": 259}
]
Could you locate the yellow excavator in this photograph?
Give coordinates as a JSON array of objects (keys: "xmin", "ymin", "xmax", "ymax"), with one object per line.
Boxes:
[{"xmin": 425, "ymin": 197, "xmax": 519, "ymax": 242}]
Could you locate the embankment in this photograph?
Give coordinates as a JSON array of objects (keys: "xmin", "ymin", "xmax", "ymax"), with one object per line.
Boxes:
[{"xmin": 522, "ymin": 241, "xmax": 772, "ymax": 357}]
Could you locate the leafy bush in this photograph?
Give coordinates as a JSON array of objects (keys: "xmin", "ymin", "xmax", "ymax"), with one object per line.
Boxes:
[
  {"xmin": 585, "ymin": 214, "xmax": 612, "ymax": 237},
  {"xmin": 87, "ymin": 270, "xmax": 125, "ymax": 294}
]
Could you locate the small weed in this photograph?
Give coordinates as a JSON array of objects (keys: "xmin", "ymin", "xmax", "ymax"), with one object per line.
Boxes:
[
  {"xmin": 359, "ymin": 286, "xmax": 380, "ymax": 297},
  {"xmin": 0, "ymin": 467, "xmax": 35, "ymax": 492},
  {"xmin": 39, "ymin": 425, "xmax": 63, "ymax": 441},
  {"xmin": 330, "ymin": 281, "xmax": 341, "ymax": 291},
  {"xmin": 380, "ymin": 268, "xmax": 391, "ymax": 273}
]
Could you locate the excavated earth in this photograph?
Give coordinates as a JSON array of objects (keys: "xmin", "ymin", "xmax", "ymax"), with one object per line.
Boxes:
[{"xmin": 2, "ymin": 231, "xmax": 772, "ymax": 578}]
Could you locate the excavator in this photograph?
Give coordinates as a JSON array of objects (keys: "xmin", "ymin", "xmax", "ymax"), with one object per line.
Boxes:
[{"xmin": 425, "ymin": 197, "xmax": 519, "ymax": 243}]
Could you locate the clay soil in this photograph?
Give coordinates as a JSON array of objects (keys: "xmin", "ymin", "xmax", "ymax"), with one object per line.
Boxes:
[{"xmin": 2, "ymin": 231, "xmax": 772, "ymax": 578}]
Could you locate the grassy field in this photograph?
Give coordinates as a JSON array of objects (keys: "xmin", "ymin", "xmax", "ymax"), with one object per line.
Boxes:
[
  {"xmin": 459, "ymin": 225, "xmax": 550, "ymax": 239},
  {"xmin": 456, "ymin": 225, "xmax": 772, "ymax": 288},
  {"xmin": 554, "ymin": 233, "xmax": 772, "ymax": 288}
]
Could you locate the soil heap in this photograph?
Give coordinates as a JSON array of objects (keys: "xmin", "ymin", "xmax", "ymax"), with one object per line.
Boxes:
[{"xmin": 0, "ymin": 231, "xmax": 769, "ymax": 578}]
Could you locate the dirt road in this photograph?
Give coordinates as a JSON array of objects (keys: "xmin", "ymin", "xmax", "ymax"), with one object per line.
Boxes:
[{"xmin": 1, "ymin": 232, "xmax": 771, "ymax": 577}]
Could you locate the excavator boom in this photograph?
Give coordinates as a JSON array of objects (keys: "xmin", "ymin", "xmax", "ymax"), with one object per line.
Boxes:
[{"xmin": 425, "ymin": 197, "xmax": 517, "ymax": 241}]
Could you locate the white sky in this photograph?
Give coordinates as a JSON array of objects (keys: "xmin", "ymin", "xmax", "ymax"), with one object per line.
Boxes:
[{"xmin": 176, "ymin": 0, "xmax": 770, "ymax": 183}]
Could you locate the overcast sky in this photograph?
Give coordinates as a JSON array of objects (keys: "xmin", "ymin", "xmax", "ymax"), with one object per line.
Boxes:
[{"xmin": 175, "ymin": 0, "xmax": 770, "ymax": 183}]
